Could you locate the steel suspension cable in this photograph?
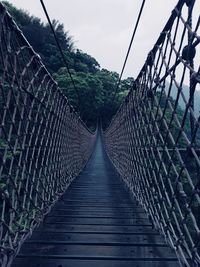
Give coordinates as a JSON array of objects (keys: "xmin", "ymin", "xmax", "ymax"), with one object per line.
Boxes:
[
  {"xmin": 113, "ymin": 0, "xmax": 146, "ymax": 101},
  {"xmin": 40, "ymin": 0, "xmax": 81, "ymax": 109}
]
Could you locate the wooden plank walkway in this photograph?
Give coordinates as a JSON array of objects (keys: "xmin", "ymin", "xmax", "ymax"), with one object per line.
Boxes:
[{"xmin": 12, "ymin": 135, "xmax": 179, "ymax": 267}]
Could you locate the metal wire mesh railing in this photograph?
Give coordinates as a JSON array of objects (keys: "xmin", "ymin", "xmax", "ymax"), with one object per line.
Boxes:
[
  {"xmin": 0, "ymin": 4, "xmax": 96, "ymax": 267},
  {"xmin": 104, "ymin": 0, "xmax": 200, "ymax": 266}
]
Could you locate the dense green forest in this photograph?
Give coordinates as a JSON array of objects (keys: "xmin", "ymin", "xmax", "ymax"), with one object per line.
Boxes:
[{"xmin": 3, "ymin": 1, "xmax": 134, "ymax": 129}]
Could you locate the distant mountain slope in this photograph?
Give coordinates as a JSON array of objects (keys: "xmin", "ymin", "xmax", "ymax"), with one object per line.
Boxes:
[{"xmin": 165, "ymin": 83, "xmax": 200, "ymax": 117}]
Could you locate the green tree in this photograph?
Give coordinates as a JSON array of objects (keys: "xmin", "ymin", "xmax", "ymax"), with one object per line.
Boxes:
[{"xmin": 2, "ymin": 1, "xmax": 132, "ymax": 129}]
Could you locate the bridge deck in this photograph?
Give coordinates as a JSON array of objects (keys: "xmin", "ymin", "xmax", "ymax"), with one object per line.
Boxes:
[{"xmin": 12, "ymin": 135, "xmax": 179, "ymax": 267}]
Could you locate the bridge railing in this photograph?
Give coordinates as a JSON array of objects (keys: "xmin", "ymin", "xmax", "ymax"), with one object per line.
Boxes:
[
  {"xmin": 104, "ymin": 0, "xmax": 200, "ymax": 266},
  {"xmin": 0, "ymin": 4, "xmax": 96, "ymax": 267}
]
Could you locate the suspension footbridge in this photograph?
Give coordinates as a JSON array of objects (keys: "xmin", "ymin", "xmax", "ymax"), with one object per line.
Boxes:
[{"xmin": 0, "ymin": 0, "xmax": 200, "ymax": 266}]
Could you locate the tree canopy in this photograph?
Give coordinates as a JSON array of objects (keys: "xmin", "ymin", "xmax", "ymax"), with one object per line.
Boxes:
[{"xmin": 3, "ymin": 1, "xmax": 134, "ymax": 129}]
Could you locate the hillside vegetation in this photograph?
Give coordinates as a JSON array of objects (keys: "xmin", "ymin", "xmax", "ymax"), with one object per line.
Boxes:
[{"xmin": 3, "ymin": 1, "xmax": 134, "ymax": 129}]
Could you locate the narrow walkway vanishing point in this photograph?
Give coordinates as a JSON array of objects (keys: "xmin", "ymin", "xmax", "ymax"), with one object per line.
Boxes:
[{"xmin": 12, "ymin": 135, "xmax": 179, "ymax": 267}]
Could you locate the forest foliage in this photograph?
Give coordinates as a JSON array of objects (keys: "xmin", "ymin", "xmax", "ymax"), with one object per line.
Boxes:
[{"xmin": 3, "ymin": 1, "xmax": 134, "ymax": 129}]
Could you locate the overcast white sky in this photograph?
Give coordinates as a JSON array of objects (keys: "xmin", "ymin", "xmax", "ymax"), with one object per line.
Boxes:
[{"xmin": 5, "ymin": 1, "xmax": 184, "ymax": 78}]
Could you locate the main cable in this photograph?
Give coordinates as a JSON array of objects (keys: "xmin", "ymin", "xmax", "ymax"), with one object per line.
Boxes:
[
  {"xmin": 113, "ymin": 0, "xmax": 146, "ymax": 101},
  {"xmin": 40, "ymin": 0, "xmax": 81, "ymax": 109}
]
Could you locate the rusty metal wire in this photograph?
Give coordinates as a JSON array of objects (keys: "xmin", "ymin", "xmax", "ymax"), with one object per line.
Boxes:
[
  {"xmin": 0, "ymin": 4, "xmax": 95, "ymax": 267},
  {"xmin": 104, "ymin": 0, "xmax": 200, "ymax": 266}
]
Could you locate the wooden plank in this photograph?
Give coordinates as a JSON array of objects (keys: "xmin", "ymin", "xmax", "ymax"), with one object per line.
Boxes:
[
  {"xmin": 29, "ymin": 232, "xmax": 164, "ymax": 243},
  {"xmin": 13, "ymin": 258, "xmax": 179, "ymax": 267},
  {"xmin": 18, "ymin": 243, "xmax": 175, "ymax": 258},
  {"xmin": 44, "ymin": 217, "xmax": 150, "ymax": 225},
  {"xmin": 35, "ymin": 224, "xmax": 156, "ymax": 233},
  {"xmin": 50, "ymin": 209, "xmax": 146, "ymax": 215}
]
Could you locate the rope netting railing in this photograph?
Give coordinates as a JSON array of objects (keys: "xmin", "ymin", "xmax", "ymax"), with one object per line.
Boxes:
[
  {"xmin": 104, "ymin": 0, "xmax": 200, "ymax": 266},
  {"xmin": 0, "ymin": 3, "xmax": 96, "ymax": 267}
]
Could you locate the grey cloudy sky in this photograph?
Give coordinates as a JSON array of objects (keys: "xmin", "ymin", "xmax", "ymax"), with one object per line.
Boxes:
[{"xmin": 7, "ymin": 1, "xmax": 181, "ymax": 78}]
